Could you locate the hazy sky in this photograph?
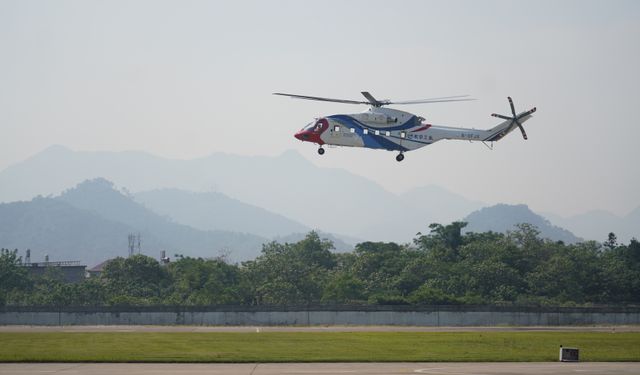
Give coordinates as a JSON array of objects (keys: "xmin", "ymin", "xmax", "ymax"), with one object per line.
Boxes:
[{"xmin": 1, "ymin": 0, "xmax": 639, "ymax": 217}]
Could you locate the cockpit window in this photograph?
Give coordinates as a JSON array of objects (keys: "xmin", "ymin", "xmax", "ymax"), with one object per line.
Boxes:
[{"xmin": 304, "ymin": 120, "xmax": 325, "ymax": 133}]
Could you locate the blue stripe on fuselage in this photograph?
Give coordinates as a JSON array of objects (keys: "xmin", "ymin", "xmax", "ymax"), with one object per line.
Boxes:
[
  {"xmin": 327, "ymin": 115, "xmax": 409, "ymax": 151},
  {"xmin": 329, "ymin": 114, "xmax": 420, "ymax": 131}
]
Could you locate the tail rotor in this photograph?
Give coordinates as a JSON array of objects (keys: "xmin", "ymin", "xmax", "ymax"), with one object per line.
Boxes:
[{"xmin": 491, "ymin": 97, "xmax": 536, "ymax": 140}]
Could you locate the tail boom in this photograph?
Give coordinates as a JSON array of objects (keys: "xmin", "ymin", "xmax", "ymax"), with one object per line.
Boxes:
[{"xmin": 483, "ymin": 111, "xmax": 535, "ymax": 142}]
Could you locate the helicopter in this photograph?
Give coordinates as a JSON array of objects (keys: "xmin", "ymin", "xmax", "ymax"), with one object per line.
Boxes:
[{"xmin": 274, "ymin": 92, "xmax": 536, "ymax": 161}]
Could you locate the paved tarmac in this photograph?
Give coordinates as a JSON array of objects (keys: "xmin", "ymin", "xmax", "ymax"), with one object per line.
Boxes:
[
  {"xmin": 1, "ymin": 362, "xmax": 639, "ymax": 375},
  {"xmin": 1, "ymin": 325, "xmax": 639, "ymax": 332}
]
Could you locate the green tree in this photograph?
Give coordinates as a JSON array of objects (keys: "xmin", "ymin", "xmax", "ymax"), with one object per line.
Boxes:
[
  {"xmin": 407, "ymin": 283, "xmax": 459, "ymax": 305},
  {"xmin": 166, "ymin": 257, "xmax": 249, "ymax": 305},
  {"xmin": 0, "ymin": 248, "xmax": 31, "ymax": 306},
  {"xmin": 244, "ymin": 232, "xmax": 336, "ymax": 304},
  {"xmin": 604, "ymin": 232, "xmax": 618, "ymax": 250},
  {"xmin": 600, "ymin": 239, "xmax": 640, "ymax": 303},
  {"xmin": 525, "ymin": 241, "xmax": 602, "ymax": 303},
  {"xmin": 322, "ymin": 272, "xmax": 365, "ymax": 303},
  {"xmin": 350, "ymin": 241, "xmax": 416, "ymax": 298},
  {"xmin": 102, "ymin": 255, "xmax": 170, "ymax": 305}
]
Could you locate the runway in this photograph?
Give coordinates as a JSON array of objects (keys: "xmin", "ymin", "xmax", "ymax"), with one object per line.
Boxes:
[{"xmin": 1, "ymin": 362, "xmax": 639, "ymax": 375}]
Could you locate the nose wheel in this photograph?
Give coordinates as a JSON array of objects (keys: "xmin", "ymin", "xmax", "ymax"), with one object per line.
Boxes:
[
  {"xmin": 396, "ymin": 153, "xmax": 404, "ymax": 162},
  {"xmin": 317, "ymin": 147, "xmax": 325, "ymax": 155}
]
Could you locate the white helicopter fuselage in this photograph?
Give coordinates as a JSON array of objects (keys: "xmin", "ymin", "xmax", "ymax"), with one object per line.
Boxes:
[{"xmin": 295, "ymin": 106, "xmax": 533, "ymax": 152}]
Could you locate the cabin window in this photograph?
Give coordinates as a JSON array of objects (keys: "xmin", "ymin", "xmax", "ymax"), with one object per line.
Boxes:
[
  {"xmin": 385, "ymin": 131, "xmax": 391, "ymax": 136},
  {"xmin": 334, "ymin": 125, "xmax": 340, "ymax": 132},
  {"xmin": 375, "ymin": 130, "xmax": 380, "ymax": 135},
  {"xmin": 350, "ymin": 128, "xmax": 355, "ymax": 133},
  {"xmin": 400, "ymin": 131, "xmax": 406, "ymax": 138},
  {"xmin": 363, "ymin": 129, "xmax": 369, "ymax": 135}
]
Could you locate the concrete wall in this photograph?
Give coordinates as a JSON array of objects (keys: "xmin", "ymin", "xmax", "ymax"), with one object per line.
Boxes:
[{"xmin": 1, "ymin": 306, "xmax": 639, "ymax": 326}]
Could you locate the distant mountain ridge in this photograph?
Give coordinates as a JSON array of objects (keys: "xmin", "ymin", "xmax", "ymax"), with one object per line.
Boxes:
[
  {"xmin": 0, "ymin": 178, "xmax": 364, "ymax": 265},
  {"xmin": 2, "ymin": 145, "xmax": 634, "ymax": 245},
  {"xmin": 400, "ymin": 185, "xmax": 485, "ymax": 225},
  {"xmin": 0, "ymin": 145, "xmax": 490, "ymax": 242},
  {"xmin": 133, "ymin": 188, "xmax": 356, "ymax": 250},
  {"xmin": 0, "ymin": 197, "xmax": 141, "ymax": 265},
  {"xmin": 464, "ymin": 204, "xmax": 583, "ymax": 244},
  {"xmin": 1, "ymin": 179, "xmax": 274, "ymax": 265},
  {"xmin": 134, "ymin": 188, "xmax": 309, "ymax": 238},
  {"xmin": 543, "ymin": 208, "xmax": 640, "ymax": 243}
]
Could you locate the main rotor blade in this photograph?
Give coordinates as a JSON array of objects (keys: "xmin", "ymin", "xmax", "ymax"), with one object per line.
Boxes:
[
  {"xmin": 274, "ymin": 92, "xmax": 476, "ymax": 106},
  {"xmin": 273, "ymin": 93, "xmax": 368, "ymax": 105},
  {"xmin": 389, "ymin": 96, "xmax": 475, "ymax": 105},
  {"xmin": 361, "ymin": 92, "xmax": 382, "ymax": 106},
  {"xmin": 508, "ymin": 97, "xmax": 516, "ymax": 117}
]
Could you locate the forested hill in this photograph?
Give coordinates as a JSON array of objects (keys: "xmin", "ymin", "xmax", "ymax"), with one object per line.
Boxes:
[
  {"xmin": 3, "ymin": 146, "xmax": 634, "ymax": 243},
  {"xmin": 0, "ymin": 179, "xmax": 269, "ymax": 265},
  {"xmin": 0, "ymin": 146, "xmax": 483, "ymax": 242},
  {"xmin": 134, "ymin": 188, "xmax": 310, "ymax": 238},
  {"xmin": 464, "ymin": 204, "xmax": 582, "ymax": 244},
  {"xmin": 0, "ymin": 198, "xmax": 144, "ymax": 265}
]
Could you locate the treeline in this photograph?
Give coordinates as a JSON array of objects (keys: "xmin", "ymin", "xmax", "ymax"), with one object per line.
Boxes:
[{"xmin": 1, "ymin": 223, "xmax": 639, "ymax": 307}]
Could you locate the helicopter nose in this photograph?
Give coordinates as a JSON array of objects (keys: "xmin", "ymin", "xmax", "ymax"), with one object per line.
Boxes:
[{"xmin": 294, "ymin": 130, "xmax": 309, "ymax": 141}]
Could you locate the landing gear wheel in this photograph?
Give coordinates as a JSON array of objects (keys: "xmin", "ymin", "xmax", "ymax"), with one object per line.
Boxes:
[
  {"xmin": 396, "ymin": 153, "xmax": 404, "ymax": 162},
  {"xmin": 317, "ymin": 147, "xmax": 325, "ymax": 155}
]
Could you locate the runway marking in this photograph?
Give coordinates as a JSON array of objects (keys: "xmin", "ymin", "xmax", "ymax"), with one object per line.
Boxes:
[
  {"xmin": 414, "ymin": 368, "xmax": 471, "ymax": 375},
  {"xmin": 282, "ymin": 372, "xmax": 357, "ymax": 374}
]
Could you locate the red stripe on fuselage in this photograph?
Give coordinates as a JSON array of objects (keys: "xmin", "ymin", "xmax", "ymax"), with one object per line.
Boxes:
[{"xmin": 411, "ymin": 124, "xmax": 432, "ymax": 132}]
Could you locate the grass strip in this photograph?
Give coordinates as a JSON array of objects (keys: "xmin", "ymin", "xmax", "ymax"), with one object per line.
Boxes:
[{"xmin": 0, "ymin": 331, "xmax": 639, "ymax": 362}]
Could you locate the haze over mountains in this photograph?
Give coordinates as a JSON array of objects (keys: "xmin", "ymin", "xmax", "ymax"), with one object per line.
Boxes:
[
  {"xmin": 0, "ymin": 178, "xmax": 359, "ymax": 265},
  {"xmin": 0, "ymin": 145, "xmax": 638, "ymax": 266},
  {"xmin": 464, "ymin": 204, "xmax": 583, "ymax": 244},
  {"xmin": 0, "ymin": 145, "xmax": 486, "ymax": 241},
  {"xmin": 0, "ymin": 179, "xmax": 268, "ymax": 265},
  {"xmin": 544, "ymin": 208, "xmax": 640, "ymax": 245},
  {"xmin": 134, "ymin": 189, "xmax": 309, "ymax": 238},
  {"xmin": 0, "ymin": 197, "xmax": 139, "ymax": 265},
  {"xmin": 132, "ymin": 188, "xmax": 356, "ymax": 251}
]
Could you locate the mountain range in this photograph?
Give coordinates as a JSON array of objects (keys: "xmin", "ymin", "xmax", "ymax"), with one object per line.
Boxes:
[
  {"xmin": 464, "ymin": 204, "xmax": 583, "ymax": 244},
  {"xmin": 0, "ymin": 145, "xmax": 486, "ymax": 241},
  {"xmin": 0, "ymin": 145, "xmax": 637, "ymax": 265},
  {"xmin": 543, "ymin": 209, "xmax": 640, "ymax": 244},
  {"xmin": 0, "ymin": 179, "xmax": 268, "ymax": 265},
  {"xmin": 133, "ymin": 188, "xmax": 309, "ymax": 238},
  {"xmin": 0, "ymin": 178, "xmax": 361, "ymax": 266},
  {"xmin": 133, "ymin": 188, "xmax": 356, "ymax": 249},
  {"xmin": 0, "ymin": 197, "xmax": 139, "ymax": 265}
]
